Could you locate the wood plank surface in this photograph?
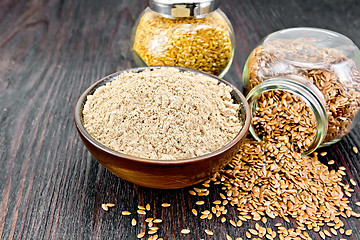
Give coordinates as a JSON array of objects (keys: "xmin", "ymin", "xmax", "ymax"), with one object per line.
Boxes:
[{"xmin": 0, "ymin": 0, "xmax": 359, "ymax": 239}]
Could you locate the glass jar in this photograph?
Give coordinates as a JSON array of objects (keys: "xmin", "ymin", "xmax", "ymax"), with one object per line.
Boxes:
[
  {"xmin": 131, "ymin": 0, "xmax": 235, "ymax": 77},
  {"xmin": 242, "ymin": 27, "xmax": 360, "ymax": 154}
]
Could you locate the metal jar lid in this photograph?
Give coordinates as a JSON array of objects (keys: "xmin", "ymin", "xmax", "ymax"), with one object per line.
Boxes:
[{"xmin": 148, "ymin": 0, "xmax": 221, "ymax": 18}]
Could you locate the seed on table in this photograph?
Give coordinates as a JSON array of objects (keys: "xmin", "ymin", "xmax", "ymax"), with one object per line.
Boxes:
[
  {"xmin": 196, "ymin": 201, "xmax": 205, "ymax": 205},
  {"xmin": 138, "ymin": 205, "xmax": 146, "ymax": 210},
  {"xmin": 226, "ymin": 234, "xmax": 233, "ymax": 240},
  {"xmin": 101, "ymin": 204, "xmax": 108, "ymax": 211},
  {"xmin": 137, "ymin": 210, "xmax": 146, "ymax": 215},
  {"xmin": 221, "ymin": 217, "xmax": 226, "ymax": 223},
  {"xmin": 181, "ymin": 229, "xmax": 190, "ymax": 234},
  {"xmin": 339, "ymin": 228, "xmax": 345, "ymax": 234},
  {"xmin": 236, "ymin": 220, "xmax": 242, "ymax": 227},
  {"xmin": 328, "ymin": 160, "xmax": 335, "ymax": 165},
  {"xmin": 145, "ymin": 218, "xmax": 153, "ymax": 222},
  {"xmin": 262, "ymin": 217, "xmax": 267, "ymax": 224},
  {"xmin": 213, "ymin": 200, "xmax": 221, "ymax": 205},
  {"xmin": 345, "ymin": 229, "xmax": 352, "ymax": 236},
  {"xmin": 153, "ymin": 219, "xmax": 162, "ymax": 223},
  {"xmin": 106, "ymin": 203, "xmax": 115, "ymax": 207},
  {"xmin": 230, "ymin": 220, "xmax": 237, "ymax": 227},
  {"xmin": 353, "ymin": 146, "xmax": 358, "ymax": 153},
  {"xmin": 319, "ymin": 231, "xmax": 325, "ymax": 239},
  {"xmin": 235, "ymin": 238, "xmax": 243, "ymax": 240},
  {"xmin": 323, "ymin": 229, "xmax": 331, "ymax": 237},
  {"xmin": 189, "ymin": 190, "xmax": 196, "ymax": 196},
  {"xmin": 192, "ymin": 209, "xmax": 198, "ymax": 216},
  {"xmin": 146, "ymin": 204, "xmax": 150, "ymax": 210},
  {"xmin": 122, "ymin": 211, "xmax": 131, "ymax": 216},
  {"xmin": 148, "ymin": 229, "xmax": 157, "ymax": 235},
  {"xmin": 161, "ymin": 203, "xmax": 171, "ymax": 207},
  {"xmin": 330, "ymin": 228, "xmax": 337, "ymax": 235},
  {"xmin": 205, "ymin": 229, "xmax": 214, "ymax": 236},
  {"xmin": 131, "ymin": 219, "xmax": 137, "ymax": 226},
  {"xmin": 350, "ymin": 179, "xmax": 357, "ymax": 186},
  {"xmin": 246, "ymin": 232, "xmax": 251, "ymax": 238},
  {"xmin": 320, "ymin": 152, "xmax": 327, "ymax": 156},
  {"xmin": 249, "ymin": 229, "xmax": 258, "ymax": 235},
  {"xmin": 356, "ymin": 202, "xmax": 360, "ymax": 206},
  {"xmin": 137, "ymin": 232, "xmax": 145, "ymax": 238}
]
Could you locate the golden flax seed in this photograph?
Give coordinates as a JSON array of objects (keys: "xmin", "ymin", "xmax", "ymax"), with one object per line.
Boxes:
[
  {"xmin": 122, "ymin": 211, "xmax": 131, "ymax": 216},
  {"xmin": 181, "ymin": 229, "xmax": 190, "ymax": 234},
  {"xmin": 161, "ymin": 203, "xmax": 171, "ymax": 207},
  {"xmin": 131, "ymin": 219, "xmax": 137, "ymax": 226}
]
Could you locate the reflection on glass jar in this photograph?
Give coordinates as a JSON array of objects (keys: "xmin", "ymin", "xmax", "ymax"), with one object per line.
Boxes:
[
  {"xmin": 243, "ymin": 27, "xmax": 360, "ymax": 154},
  {"xmin": 131, "ymin": 0, "xmax": 235, "ymax": 77}
]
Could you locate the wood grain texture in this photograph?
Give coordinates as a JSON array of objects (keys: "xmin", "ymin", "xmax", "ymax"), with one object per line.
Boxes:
[{"xmin": 0, "ymin": 0, "xmax": 360, "ymax": 239}]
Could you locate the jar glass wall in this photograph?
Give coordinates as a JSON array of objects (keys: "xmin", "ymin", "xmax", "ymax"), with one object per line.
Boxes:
[
  {"xmin": 243, "ymin": 27, "xmax": 360, "ymax": 153},
  {"xmin": 131, "ymin": 3, "xmax": 235, "ymax": 77}
]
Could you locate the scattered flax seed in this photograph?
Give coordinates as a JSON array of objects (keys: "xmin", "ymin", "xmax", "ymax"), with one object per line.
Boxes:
[
  {"xmin": 146, "ymin": 204, "xmax": 150, "ymax": 211},
  {"xmin": 345, "ymin": 229, "xmax": 352, "ymax": 236},
  {"xmin": 161, "ymin": 203, "xmax": 171, "ymax": 208},
  {"xmin": 192, "ymin": 209, "xmax": 198, "ymax": 216},
  {"xmin": 101, "ymin": 204, "xmax": 108, "ymax": 211},
  {"xmin": 246, "ymin": 232, "xmax": 251, "ymax": 238},
  {"xmin": 340, "ymin": 228, "xmax": 345, "ymax": 234},
  {"xmin": 323, "ymin": 229, "xmax": 331, "ymax": 237},
  {"xmin": 138, "ymin": 205, "xmax": 146, "ymax": 210},
  {"xmin": 204, "ymin": 229, "xmax": 214, "ymax": 236},
  {"xmin": 196, "ymin": 201, "xmax": 205, "ymax": 205},
  {"xmin": 320, "ymin": 152, "xmax": 327, "ymax": 156},
  {"xmin": 262, "ymin": 217, "xmax": 267, "ymax": 224},
  {"xmin": 249, "ymin": 229, "xmax": 258, "ymax": 235},
  {"xmin": 137, "ymin": 232, "xmax": 145, "ymax": 238},
  {"xmin": 221, "ymin": 217, "xmax": 226, "ymax": 223},
  {"xmin": 328, "ymin": 160, "xmax": 335, "ymax": 165},
  {"xmin": 353, "ymin": 146, "xmax": 358, "ymax": 154},
  {"xmin": 145, "ymin": 218, "xmax": 153, "ymax": 222},
  {"xmin": 131, "ymin": 219, "xmax": 137, "ymax": 226},
  {"xmin": 226, "ymin": 234, "xmax": 233, "ymax": 240},
  {"xmin": 356, "ymin": 202, "xmax": 360, "ymax": 206},
  {"xmin": 137, "ymin": 210, "xmax": 146, "ymax": 215},
  {"xmin": 122, "ymin": 211, "xmax": 131, "ymax": 216},
  {"xmin": 200, "ymin": 214, "xmax": 208, "ymax": 219},
  {"xmin": 153, "ymin": 219, "xmax": 162, "ymax": 223},
  {"xmin": 213, "ymin": 200, "xmax": 221, "ymax": 205},
  {"xmin": 106, "ymin": 203, "xmax": 115, "ymax": 207},
  {"xmin": 350, "ymin": 179, "xmax": 357, "ymax": 186},
  {"xmin": 189, "ymin": 190, "xmax": 196, "ymax": 196},
  {"xmin": 330, "ymin": 228, "xmax": 337, "ymax": 235},
  {"xmin": 148, "ymin": 230, "xmax": 157, "ymax": 235},
  {"xmin": 230, "ymin": 220, "xmax": 237, "ymax": 227},
  {"xmin": 319, "ymin": 231, "xmax": 325, "ymax": 239},
  {"xmin": 181, "ymin": 229, "xmax": 190, "ymax": 234}
]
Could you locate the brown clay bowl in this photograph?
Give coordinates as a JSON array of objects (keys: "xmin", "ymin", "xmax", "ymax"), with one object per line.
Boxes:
[{"xmin": 74, "ymin": 66, "xmax": 250, "ymax": 189}]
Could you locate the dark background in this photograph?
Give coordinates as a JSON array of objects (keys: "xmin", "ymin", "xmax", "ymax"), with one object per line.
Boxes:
[{"xmin": 0, "ymin": 0, "xmax": 359, "ymax": 239}]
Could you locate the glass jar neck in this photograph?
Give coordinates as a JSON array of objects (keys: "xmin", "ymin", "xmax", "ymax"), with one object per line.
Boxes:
[
  {"xmin": 246, "ymin": 77, "xmax": 328, "ymax": 155},
  {"xmin": 148, "ymin": 0, "xmax": 220, "ymax": 18}
]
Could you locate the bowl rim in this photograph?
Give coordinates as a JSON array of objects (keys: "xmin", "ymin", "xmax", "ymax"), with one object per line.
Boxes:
[{"xmin": 74, "ymin": 66, "xmax": 251, "ymax": 165}]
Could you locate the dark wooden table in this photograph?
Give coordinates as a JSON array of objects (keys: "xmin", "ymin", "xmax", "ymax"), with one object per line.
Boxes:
[{"xmin": 1, "ymin": 0, "xmax": 360, "ymax": 239}]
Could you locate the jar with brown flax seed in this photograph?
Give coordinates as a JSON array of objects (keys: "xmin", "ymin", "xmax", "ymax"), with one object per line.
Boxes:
[
  {"xmin": 131, "ymin": 0, "xmax": 235, "ymax": 77},
  {"xmin": 242, "ymin": 27, "xmax": 360, "ymax": 155}
]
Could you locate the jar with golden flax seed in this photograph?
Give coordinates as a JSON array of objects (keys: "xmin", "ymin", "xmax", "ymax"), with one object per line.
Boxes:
[
  {"xmin": 242, "ymin": 28, "xmax": 360, "ymax": 154},
  {"xmin": 131, "ymin": 0, "xmax": 235, "ymax": 77}
]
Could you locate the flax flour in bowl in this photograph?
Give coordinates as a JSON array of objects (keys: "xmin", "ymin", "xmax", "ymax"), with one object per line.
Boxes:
[{"xmin": 75, "ymin": 66, "xmax": 250, "ymax": 188}]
